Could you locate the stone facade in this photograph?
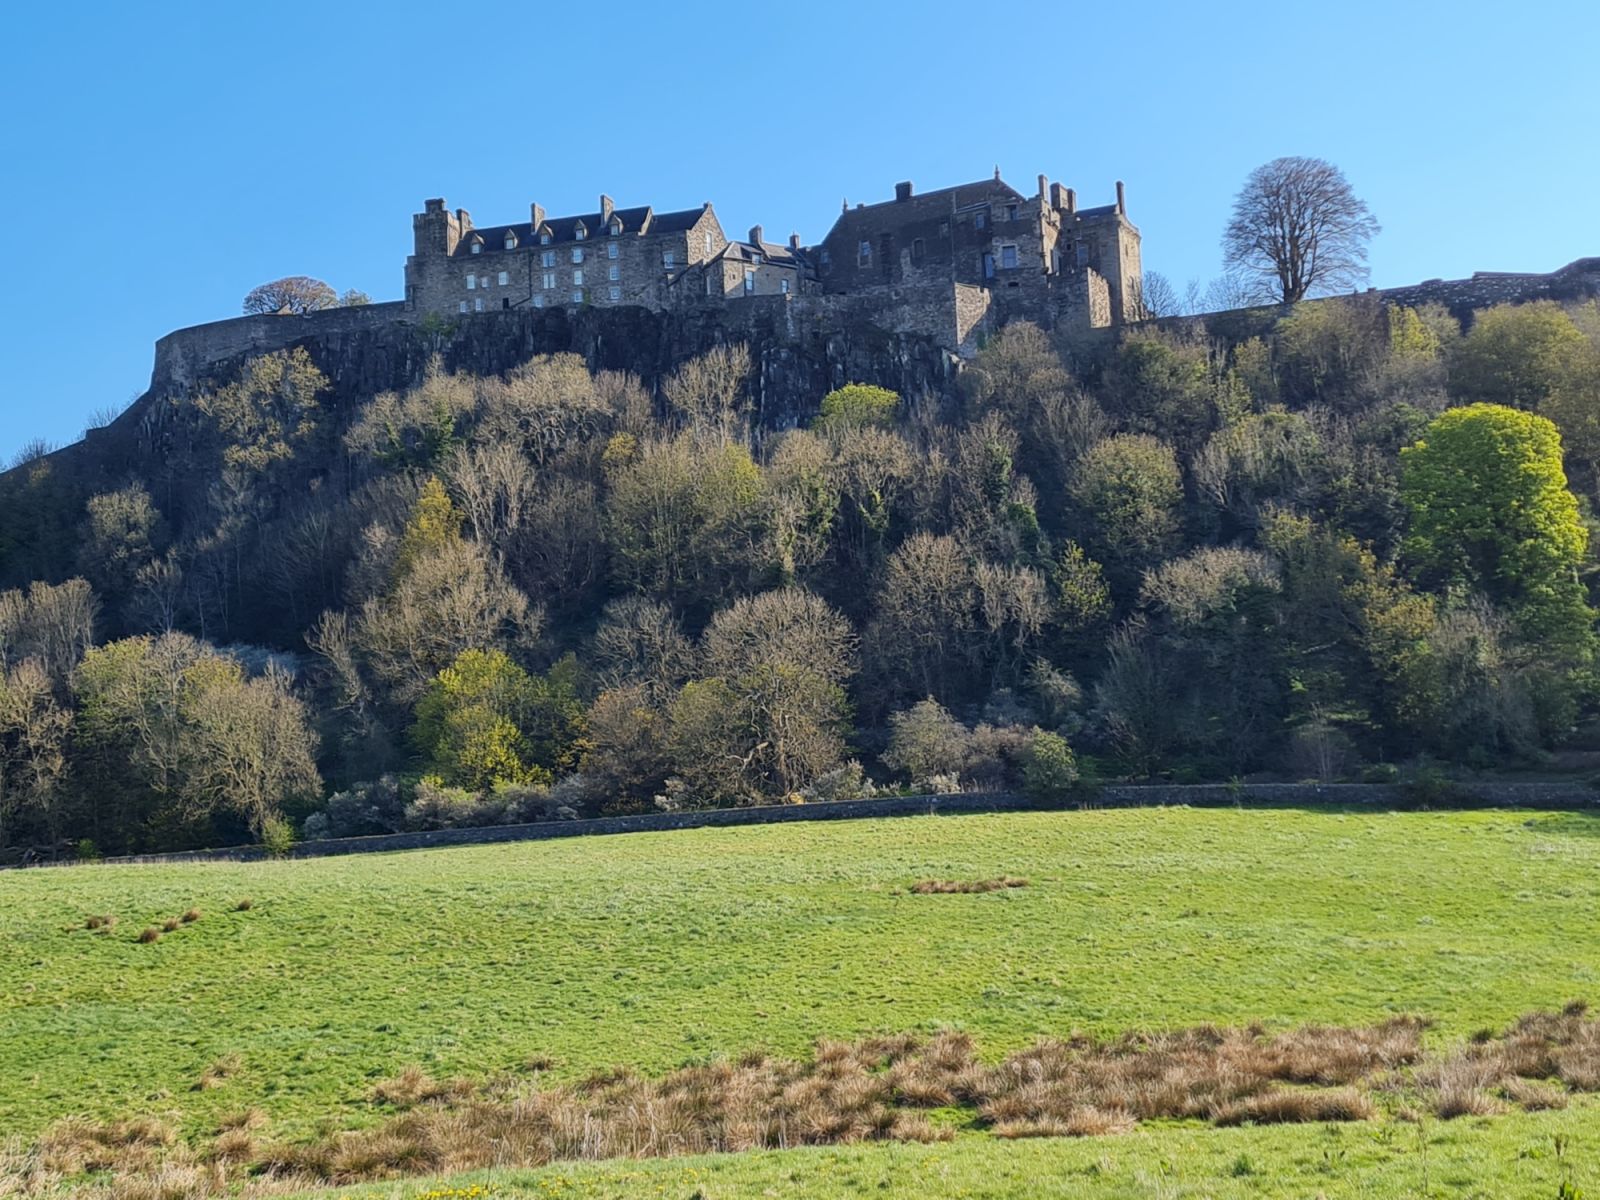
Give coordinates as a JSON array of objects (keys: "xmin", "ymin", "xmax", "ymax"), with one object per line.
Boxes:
[
  {"xmin": 403, "ymin": 170, "xmax": 1144, "ymax": 354},
  {"xmin": 406, "ymin": 196, "xmax": 728, "ymax": 318}
]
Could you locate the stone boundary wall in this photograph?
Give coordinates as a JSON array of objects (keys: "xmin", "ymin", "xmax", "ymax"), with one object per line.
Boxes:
[
  {"xmin": 1378, "ymin": 257, "xmax": 1600, "ymax": 318},
  {"xmin": 149, "ymin": 302, "xmax": 413, "ymax": 391},
  {"xmin": 37, "ymin": 780, "xmax": 1596, "ymax": 868}
]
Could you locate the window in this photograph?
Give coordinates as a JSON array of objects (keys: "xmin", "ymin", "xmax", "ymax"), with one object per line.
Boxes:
[
  {"xmin": 503, "ymin": 233, "xmax": 516, "ymax": 250},
  {"xmin": 610, "ymin": 220, "xmax": 622, "ymax": 236},
  {"xmin": 939, "ymin": 221, "xmax": 950, "ymax": 236},
  {"xmin": 1005, "ymin": 203, "xmax": 1018, "ymax": 222},
  {"xmin": 542, "ymin": 250, "xmax": 556, "ymax": 267},
  {"xmin": 533, "ymin": 294, "xmax": 544, "ymax": 308},
  {"xmin": 473, "ymin": 297, "xmax": 484, "ymax": 312},
  {"xmin": 607, "ymin": 241, "xmax": 619, "ymax": 259},
  {"xmin": 540, "ymin": 232, "xmax": 551, "ymax": 245},
  {"xmin": 458, "ymin": 300, "xmax": 468, "ymax": 313},
  {"xmin": 573, "ymin": 269, "xmax": 585, "ymax": 286},
  {"xmin": 819, "ymin": 248, "xmax": 830, "ymax": 267},
  {"xmin": 608, "ymin": 286, "xmax": 621, "ymax": 301},
  {"xmin": 571, "ymin": 247, "xmax": 585, "ymax": 264},
  {"xmin": 574, "ymin": 225, "xmax": 587, "ymax": 240},
  {"xmin": 751, "ymin": 252, "xmax": 762, "ymax": 265},
  {"xmin": 780, "ymin": 278, "xmax": 791, "ymax": 295},
  {"xmin": 1000, "ymin": 244, "xmax": 1018, "ymax": 269},
  {"xmin": 466, "ymin": 273, "xmax": 476, "ymax": 289},
  {"xmin": 471, "ymin": 242, "xmax": 482, "ymax": 254},
  {"xmin": 501, "ymin": 298, "xmax": 510, "ymax": 309},
  {"xmin": 974, "ymin": 210, "xmax": 987, "ymax": 230},
  {"xmin": 543, "ymin": 272, "xmax": 557, "ymax": 290},
  {"xmin": 704, "ymin": 232, "xmax": 712, "ymax": 255},
  {"xmin": 911, "ymin": 238, "xmax": 926, "ymax": 267},
  {"xmin": 706, "ymin": 274, "xmax": 716, "ymax": 296},
  {"xmin": 608, "ymin": 263, "xmax": 620, "ymax": 281},
  {"xmin": 662, "ymin": 249, "xmax": 676, "ymax": 268},
  {"xmin": 571, "ymin": 290, "xmax": 584, "ymax": 304},
  {"xmin": 982, "ymin": 252, "xmax": 995, "ymax": 279},
  {"xmin": 858, "ymin": 240, "xmax": 872, "ymax": 267},
  {"xmin": 1075, "ymin": 243, "xmax": 1089, "ymax": 267},
  {"xmin": 498, "ymin": 271, "xmax": 509, "ymax": 286},
  {"xmin": 744, "ymin": 269, "xmax": 755, "ymax": 294}
]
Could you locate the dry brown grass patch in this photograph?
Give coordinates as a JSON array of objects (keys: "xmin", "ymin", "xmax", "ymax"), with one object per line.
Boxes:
[
  {"xmin": 910, "ymin": 877, "xmax": 1027, "ymax": 894},
  {"xmin": 1213, "ymin": 1087, "xmax": 1374, "ymax": 1126},
  {"xmin": 194, "ymin": 1055, "xmax": 243, "ymax": 1092},
  {"xmin": 232, "ymin": 898, "xmax": 253, "ymax": 912},
  {"xmin": 181, "ymin": 909, "xmax": 202, "ymax": 924},
  {"xmin": 136, "ymin": 927, "xmax": 161, "ymax": 944},
  {"xmin": 1504, "ymin": 1078, "xmax": 1568, "ymax": 1110},
  {"xmin": 84, "ymin": 914, "xmax": 117, "ymax": 931},
  {"xmin": 37, "ymin": 1117, "xmax": 176, "ymax": 1175},
  {"xmin": 160, "ymin": 918, "xmax": 181, "ymax": 934},
  {"xmin": 370, "ymin": 1066, "xmax": 476, "ymax": 1108}
]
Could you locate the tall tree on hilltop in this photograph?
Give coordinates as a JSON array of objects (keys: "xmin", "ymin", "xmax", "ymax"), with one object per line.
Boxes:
[
  {"xmin": 242, "ymin": 276, "xmax": 338, "ymax": 316},
  {"xmin": 1223, "ymin": 157, "xmax": 1380, "ymax": 303}
]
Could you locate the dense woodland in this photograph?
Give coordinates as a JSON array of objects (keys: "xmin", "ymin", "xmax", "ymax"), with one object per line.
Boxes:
[{"xmin": 3, "ymin": 293, "xmax": 1600, "ymax": 855}]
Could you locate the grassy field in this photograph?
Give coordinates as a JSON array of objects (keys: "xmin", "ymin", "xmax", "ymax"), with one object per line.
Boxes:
[{"xmin": 3, "ymin": 806, "xmax": 1599, "ymax": 1193}]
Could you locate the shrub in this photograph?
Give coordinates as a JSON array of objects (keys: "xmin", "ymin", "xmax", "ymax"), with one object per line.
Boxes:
[
  {"xmin": 75, "ymin": 839, "xmax": 102, "ymax": 863},
  {"xmin": 181, "ymin": 908, "xmax": 201, "ymax": 924},
  {"xmin": 310, "ymin": 775, "xmax": 409, "ymax": 839},
  {"xmin": 85, "ymin": 914, "xmax": 116, "ymax": 931},
  {"xmin": 799, "ymin": 761, "xmax": 875, "ymax": 804},
  {"xmin": 259, "ymin": 815, "xmax": 295, "ymax": 859},
  {"xmin": 1021, "ymin": 730, "xmax": 1079, "ymax": 802},
  {"xmin": 161, "ymin": 917, "xmax": 181, "ymax": 933},
  {"xmin": 137, "ymin": 927, "xmax": 162, "ymax": 944},
  {"xmin": 884, "ymin": 700, "xmax": 970, "ymax": 787}
]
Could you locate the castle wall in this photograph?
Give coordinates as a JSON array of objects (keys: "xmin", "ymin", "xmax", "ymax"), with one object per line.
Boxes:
[{"xmin": 1377, "ymin": 258, "xmax": 1600, "ymax": 318}]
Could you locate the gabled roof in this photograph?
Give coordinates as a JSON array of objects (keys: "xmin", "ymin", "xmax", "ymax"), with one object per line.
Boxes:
[
  {"xmin": 714, "ymin": 239, "xmax": 805, "ymax": 268},
  {"xmin": 452, "ymin": 204, "xmax": 706, "ymax": 257},
  {"xmin": 820, "ymin": 177, "xmax": 1027, "ymax": 244}
]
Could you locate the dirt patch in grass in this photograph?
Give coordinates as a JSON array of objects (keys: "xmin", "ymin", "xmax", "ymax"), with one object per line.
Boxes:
[{"xmin": 909, "ymin": 877, "xmax": 1028, "ymax": 894}]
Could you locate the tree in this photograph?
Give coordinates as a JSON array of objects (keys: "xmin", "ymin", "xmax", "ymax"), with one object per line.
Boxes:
[
  {"xmin": 0, "ymin": 660, "xmax": 71, "ymax": 846},
  {"xmin": 1448, "ymin": 301, "xmax": 1591, "ymax": 410},
  {"xmin": 1069, "ymin": 433, "xmax": 1183, "ymax": 579},
  {"xmin": 1139, "ymin": 270, "xmax": 1181, "ymax": 319},
  {"xmin": 410, "ymin": 648, "xmax": 542, "ymax": 790},
  {"xmin": 193, "ymin": 347, "xmax": 329, "ymax": 474},
  {"xmin": 1401, "ymin": 403, "xmax": 1593, "ymax": 647},
  {"xmin": 1222, "ymin": 157, "xmax": 1380, "ymax": 303},
  {"xmin": 242, "ymin": 276, "xmax": 338, "ymax": 315},
  {"xmin": 339, "ymin": 288, "xmax": 372, "ymax": 307},
  {"xmin": 813, "ymin": 384, "xmax": 899, "ymax": 434}
]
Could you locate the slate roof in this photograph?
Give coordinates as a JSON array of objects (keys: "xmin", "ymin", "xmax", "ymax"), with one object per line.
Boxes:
[{"xmin": 454, "ymin": 204, "xmax": 709, "ymax": 257}]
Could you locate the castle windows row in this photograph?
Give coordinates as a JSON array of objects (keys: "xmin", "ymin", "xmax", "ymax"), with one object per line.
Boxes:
[{"xmin": 457, "ymin": 283, "xmax": 627, "ymax": 313}]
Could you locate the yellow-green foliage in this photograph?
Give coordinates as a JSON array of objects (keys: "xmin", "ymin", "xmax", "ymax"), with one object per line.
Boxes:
[
  {"xmin": 410, "ymin": 648, "xmax": 543, "ymax": 790},
  {"xmin": 1387, "ymin": 304, "xmax": 1442, "ymax": 361},
  {"xmin": 1449, "ymin": 301, "xmax": 1590, "ymax": 410},
  {"xmin": 394, "ymin": 477, "xmax": 465, "ymax": 580},
  {"xmin": 1401, "ymin": 403, "xmax": 1593, "ymax": 646},
  {"xmin": 813, "ymin": 384, "xmax": 899, "ymax": 433}
]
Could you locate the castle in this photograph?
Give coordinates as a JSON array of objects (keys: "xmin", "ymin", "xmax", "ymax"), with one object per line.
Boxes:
[{"xmin": 404, "ymin": 169, "xmax": 1144, "ymax": 352}]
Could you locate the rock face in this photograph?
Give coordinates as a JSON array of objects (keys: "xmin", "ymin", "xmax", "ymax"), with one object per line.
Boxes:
[{"xmin": 63, "ymin": 300, "xmax": 962, "ymax": 491}]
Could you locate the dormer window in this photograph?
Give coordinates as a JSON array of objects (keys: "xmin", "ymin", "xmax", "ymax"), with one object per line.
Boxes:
[
  {"xmin": 751, "ymin": 253, "xmax": 763, "ymax": 266},
  {"xmin": 574, "ymin": 224, "xmax": 587, "ymax": 240},
  {"xmin": 540, "ymin": 231, "xmax": 551, "ymax": 245},
  {"xmin": 610, "ymin": 219, "xmax": 622, "ymax": 236},
  {"xmin": 470, "ymin": 241, "xmax": 482, "ymax": 254},
  {"xmin": 503, "ymin": 232, "xmax": 516, "ymax": 250}
]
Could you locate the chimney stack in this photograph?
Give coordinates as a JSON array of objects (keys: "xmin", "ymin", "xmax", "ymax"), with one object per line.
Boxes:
[
  {"xmin": 1037, "ymin": 174, "xmax": 1048, "ymax": 199},
  {"xmin": 1116, "ymin": 180, "xmax": 1126, "ymax": 215},
  {"xmin": 530, "ymin": 202, "xmax": 545, "ymax": 229},
  {"xmin": 600, "ymin": 194, "xmax": 614, "ymax": 224},
  {"xmin": 789, "ymin": 232, "xmax": 801, "ymax": 251},
  {"xmin": 1066, "ymin": 188, "xmax": 1077, "ymax": 215},
  {"xmin": 1049, "ymin": 183, "xmax": 1067, "ymax": 211},
  {"xmin": 894, "ymin": 181, "xmax": 914, "ymax": 202},
  {"xmin": 749, "ymin": 224, "xmax": 764, "ymax": 247}
]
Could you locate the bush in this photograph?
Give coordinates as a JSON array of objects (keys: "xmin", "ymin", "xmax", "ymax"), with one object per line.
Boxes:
[
  {"xmin": 1021, "ymin": 731, "xmax": 1079, "ymax": 802},
  {"xmin": 798, "ymin": 761, "xmax": 875, "ymax": 804},
  {"xmin": 75, "ymin": 839, "xmax": 102, "ymax": 863},
  {"xmin": 310, "ymin": 776, "xmax": 409, "ymax": 839},
  {"xmin": 259, "ymin": 815, "xmax": 295, "ymax": 859}
]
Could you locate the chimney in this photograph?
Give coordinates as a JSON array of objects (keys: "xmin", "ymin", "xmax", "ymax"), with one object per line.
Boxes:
[
  {"xmin": 600, "ymin": 194, "xmax": 614, "ymax": 224},
  {"xmin": 749, "ymin": 224, "xmax": 764, "ymax": 247},
  {"xmin": 424, "ymin": 198, "xmax": 445, "ymax": 214},
  {"xmin": 455, "ymin": 208, "xmax": 472, "ymax": 231},
  {"xmin": 789, "ymin": 232, "xmax": 801, "ymax": 251},
  {"xmin": 894, "ymin": 180, "xmax": 913, "ymax": 202},
  {"xmin": 1066, "ymin": 188, "xmax": 1077, "ymax": 215},
  {"xmin": 1049, "ymin": 183, "xmax": 1067, "ymax": 211},
  {"xmin": 1116, "ymin": 180, "xmax": 1126, "ymax": 215},
  {"xmin": 1037, "ymin": 174, "xmax": 1048, "ymax": 199},
  {"xmin": 530, "ymin": 202, "xmax": 545, "ymax": 229}
]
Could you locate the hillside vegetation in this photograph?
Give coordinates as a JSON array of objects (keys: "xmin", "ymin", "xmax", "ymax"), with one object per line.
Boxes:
[{"xmin": 3, "ymin": 296, "xmax": 1600, "ymax": 855}]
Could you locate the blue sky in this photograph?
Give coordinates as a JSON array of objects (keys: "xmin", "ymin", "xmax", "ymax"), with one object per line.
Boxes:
[{"xmin": 1, "ymin": 0, "xmax": 1596, "ymax": 459}]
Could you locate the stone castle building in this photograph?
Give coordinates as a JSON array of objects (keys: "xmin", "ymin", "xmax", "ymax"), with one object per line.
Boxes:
[{"xmin": 404, "ymin": 170, "xmax": 1142, "ymax": 352}]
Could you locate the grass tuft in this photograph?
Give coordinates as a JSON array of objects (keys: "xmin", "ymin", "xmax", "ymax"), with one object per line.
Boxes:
[
  {"xmin": 194, "ymin": 1054, "xmax": 243, "ymax": 1092},
  {"xmin": 181, "ymin": 908, "xmax": 202, "ymax": 924},
  {"xmin": 136, "ymin": 927, "xmax": 162, "ymax": 944},
  {"xmin": 909, "ymin": 877, "xmax": 1028, "ymax": 894},
  {"xmin": 84, "ymin": 914, "xmax": 117, "ymax": 931},
  {"xmin": 232, "ymin": 898, "xmax": 253, "ymax": 911}
]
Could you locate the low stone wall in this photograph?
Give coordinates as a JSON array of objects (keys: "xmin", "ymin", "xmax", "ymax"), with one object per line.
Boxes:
[{"xmin": 67, "ymin": 780, "xmax": 1599, "ymax": 868}]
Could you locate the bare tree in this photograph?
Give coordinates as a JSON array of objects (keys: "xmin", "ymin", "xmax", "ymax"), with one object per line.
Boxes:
[
  {"xmin": 242, "ymin": 276, "xmax": 338, "ymax": 315},
  {"xmin": 1140, "ymin": 270, "xmax": 1181, "ymax": 319},
  {"xmin": 1222, "ymin": 157, "xmax": 1380, "ymax": 303}
]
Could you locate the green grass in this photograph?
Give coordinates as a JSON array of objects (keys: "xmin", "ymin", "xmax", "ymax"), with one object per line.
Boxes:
[
  {"xmin": 282, "ymin": 1110, "xmax": 1600, "ymax": 1199},
  {"xmin": 3, "ymin": 806, "xmax": 1600, "ymax": 1188}
]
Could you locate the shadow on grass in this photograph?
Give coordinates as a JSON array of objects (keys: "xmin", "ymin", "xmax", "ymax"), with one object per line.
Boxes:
[{"xmin": 1520, "ymin": 813, "xmax": 1600, "ymax": 838}]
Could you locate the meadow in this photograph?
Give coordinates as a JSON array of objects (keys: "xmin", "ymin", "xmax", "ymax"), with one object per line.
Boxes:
[{"xmin": 3, "ymin": 805, "xmax": 1600, "ymax": 1195}]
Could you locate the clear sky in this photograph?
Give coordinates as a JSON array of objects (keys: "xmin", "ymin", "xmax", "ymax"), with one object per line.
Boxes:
[{"xmin": 1, "ymin": 0, "xmax": 1596, "ymax": 460}]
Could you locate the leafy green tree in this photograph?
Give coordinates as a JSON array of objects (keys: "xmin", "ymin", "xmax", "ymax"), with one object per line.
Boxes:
[
  {"xmin": 394, "ymin": 477, "xmax": 465, "ymax": 580},
  {"xmin": 1401, "ymin": 403, "xmax": 1594, "ymax": 647},
  {"xmin": 813, "ymin": 384, "xmax": 899, "ymax": 433},
  {"xmin": 194, "ymin": 347, "xmax": 329, "ymax": 474},
  {"xmin": 410, "ymin": 648, "xmax": 542, "ymax": 790},
  {"xmin": 1449, "ymin": 302, "xmax": 1589, "ymax": 410},
  {"xmin": 1069, "ymin": 434, "xmax": 1183, "ymax": 582},
  {"xmin": 1021, "ymin": 730, "xmax": 1079, "ymax": 801}
]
